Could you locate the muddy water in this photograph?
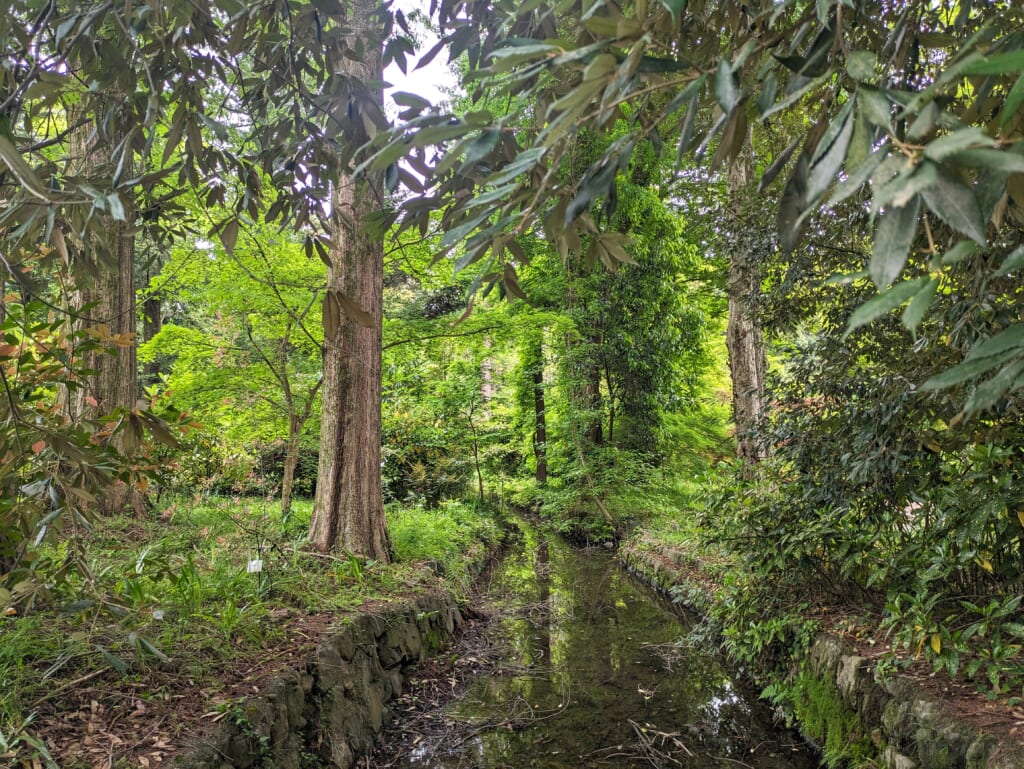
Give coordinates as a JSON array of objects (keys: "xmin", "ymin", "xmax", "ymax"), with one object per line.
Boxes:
[{"xmin": 392, "ymin": 521, "xmax": 821, "ymax": 769}]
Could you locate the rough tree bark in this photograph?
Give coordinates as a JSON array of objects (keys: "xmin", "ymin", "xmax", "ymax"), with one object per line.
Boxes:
[
  {"xmin": 141, "ymin": 290, "xmax": 162, "ymax": 387},
  {"xmin": 307, "ymin": 0, "xmax": 390, "ymax": 560},
  {"xmin": 725, "ymin": 156, "xmax": 768, "ymax": 464},
  {"xmin": 64, "ymin": 103, "xmax": 142, "ymax": 514},
  {"xmin": 531, "ymin": 337, "xmax": 548, "ymax": 486}
]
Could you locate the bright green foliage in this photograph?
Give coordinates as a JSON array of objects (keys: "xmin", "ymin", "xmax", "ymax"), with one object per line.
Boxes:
[
  {"xmin": 140, "ymin": 227, "xmax": 325, "ymax": 496},
  {"xmin": 388, "ymin": 500, "xmax": 502, "ymax": 593},
  {"xmin": 373, "ymin": 0, "xmax": 1024, "ymax": 412},
  {"xmin": 788, "ymin": 671, "xmax": 872, "ymax": 769}
]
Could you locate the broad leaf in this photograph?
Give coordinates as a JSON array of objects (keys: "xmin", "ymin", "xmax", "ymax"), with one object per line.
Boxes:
[
  {"xmin": 966, "ymin": 358, "xmax": 1024, "ymax": 414},
  {"xmin": 921, "ymin": 171, "xmax": 987, "ymax": 245},
  {"xmin": 995, "ymin": 245, "xmax": 1024, "ymax": 276},
  {"xmin": 715, "ymin": 58, "xmax": 739, "ymax": 113},
  {"xmin": 966, "ymin": 323, "xmax": 1024, "ymax": 361},
  {"xmin": 921, "ymin": 350, "xmax": 1017, "ymax": 390},
  {"xmin": 844, "ymin": 277, "xmax": 929, "ymax": 337},
  {"xmin": 901, "ymin": 276, "xmax": 939, "ymax": 332},
  {"xmin": 962, "ymin": 49, "xmax": 1024, "ymax": 76},
  {"xmin": 659, "ymin": 0, "xmax": 687, "ymax": 22},
  {"xmin": 870, "ymin": 196, "xmax": 920, "ymax": 288}
]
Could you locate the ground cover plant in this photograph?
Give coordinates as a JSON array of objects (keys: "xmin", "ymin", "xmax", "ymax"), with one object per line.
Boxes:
[{"xmin": 0, "ymin": 495, "xmax": 500, "ymax": 768}]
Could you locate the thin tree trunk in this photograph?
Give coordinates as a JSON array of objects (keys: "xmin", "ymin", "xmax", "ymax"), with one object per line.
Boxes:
[
  {"xmin": 533, "ymin": 354, "xmax": 547, "ymax": 486},
  {"xmin": 308, "ymin": 0, "xmax": 389, "ymax": 560},
  {"xmin": 142, "ymin": 293, "xmax": 162, "ymax": 386},
  {"xmin": 725, "ymin": 156, "xmax": 767, "ymax": 464},
  {"xmin": 281, "ymin": 415, "xmax": 302, "ymax": 516},
  {"xmin": 583, "ymin": 351, "xmax": 603, "ymax": 446},
  {"xmin": 466, "ymin": 403, "xmax": 484, "ymax": 503}
]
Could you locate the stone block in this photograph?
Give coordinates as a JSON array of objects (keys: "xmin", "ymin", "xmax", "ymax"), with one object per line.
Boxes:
[
  {"xmin": 809, "ymin": 635, "xmax": 847, "ymax": 680},
  {"xmin": 883, "ymin": 746, "xmax": 919, "ymax": 769}
]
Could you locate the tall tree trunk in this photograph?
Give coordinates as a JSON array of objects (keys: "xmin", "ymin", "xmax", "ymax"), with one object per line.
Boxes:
[
  {"xmin": 63, "ymin": 105, "xmax": 142, "ymax": 514},
  {"xmin": 531, "ymin": 338, "xmax": 548, "ymax": 486},
  {"xmin": 466, "ymin": 403, "xmax": 484, "ymax": 504},
  {"xmin": 308, "ymin": 0, "xmax": 389, "ymax": 560},
  {"xmin": 725, "ymin": 157, "xmax": 767, "ymax": 464},
  {"xmin": 281, "ymin": 415, "xmax": 302, "ymax": 517},
  {"xmin": 582, "ymin": 347, "xmax": 603, "ymax": 446},
  {"xmin": 142, "ymin": 292, "xmax": 162, "ymax": 386}
]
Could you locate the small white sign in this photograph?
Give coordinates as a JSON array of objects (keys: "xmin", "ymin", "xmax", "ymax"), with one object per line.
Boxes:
[{"xmin": 247, "ymin": 559, "xmax": 263, "ymax": 573}]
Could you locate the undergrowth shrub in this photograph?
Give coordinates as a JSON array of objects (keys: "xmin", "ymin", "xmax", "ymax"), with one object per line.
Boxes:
[
  {"xmin": 537, "ymin": 447, "xmax": 655, "ymax": 543},
  {"xmin": 388, "ymin": 500, "xmax": 501, "ymax": 590},
  {"xmin": 382, "ymin": 418, "xmax": 472, "ymax": 506}
]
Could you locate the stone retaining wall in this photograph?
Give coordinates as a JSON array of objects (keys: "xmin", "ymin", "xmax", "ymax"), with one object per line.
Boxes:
[
  {"xmin": 176, "ymin": 593, "xmax": 462, "ymax": 769},
  {"xmin": 620, "ymin": 544, "xmax": 1024, "ymax": 769}
]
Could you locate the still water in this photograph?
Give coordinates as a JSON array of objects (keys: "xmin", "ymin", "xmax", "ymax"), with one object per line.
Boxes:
[{"xmin": 389, "ymin": 521, "xmax": 822, "ymax": 769}]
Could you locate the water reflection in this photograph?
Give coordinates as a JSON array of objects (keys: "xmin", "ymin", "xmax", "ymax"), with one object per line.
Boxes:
[{"xmin": 392, "ymin": 521, "xmax": 821, "ymax": 769}]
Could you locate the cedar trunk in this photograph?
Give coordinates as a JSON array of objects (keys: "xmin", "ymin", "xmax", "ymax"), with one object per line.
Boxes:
[
  {"xmin": 533, "ymin": 363, "xmax": 547, "ymax": 486},
  {"xmin": 309, "ymin": 170, "xmax": 389, "ymax": 560},
  {"xmin": 725, "ymin": 158, "xmax": 767, "ymax": 463},
  {"xmin": 64, "ymin": 107, "xmax": 142, "ymax": 514},
  {"xmin": 308, "ymin": 0, "xmax": 389, "ymax": 559}
]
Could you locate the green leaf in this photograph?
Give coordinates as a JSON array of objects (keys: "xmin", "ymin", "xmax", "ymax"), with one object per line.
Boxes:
[
  {"xmin": 758, "ymin": 138, "xmax": 799, "ymax": 193},
  {"xmin": 947, "ymin": 148, "xmax": 1024, "ymax": 175},
  {"xmin": 830, "ymin": 144, "xmax": 884, "ymax": 205},
  {"xmin": 995, "ymin": 245, "xmax": 1024, "ymax": 276},
  {"xmin": 844, "ymin": 277, "xmax": 929, "ymax": 337},
  {"xmin": 921, "ymin": 350, "xmax": 1017, "ymax": 390},
  {"xmin": 806, "ymin": 101, "xmax": 854, "ymax": 202},
  {"xmin": 107, "ymin": 193, "xmax": 127, "ymax": 222},
  {"xmin": 906, "ymin": 102, "xmax": 939, "ymax": 142},
  {"xmin": 0, "ymin": 134, "xmax": 49, "ymax": 200},
  {"xmin": 756, "ymin": 71, "xmax": 777, "ymax": 117},
  {"xmin": 777, "ymin": 152, "xmax": 809, "ymax": 253},
  {"xmin": 219, "ymin": 218, "xmax": 239, "ymax": 255},
  {"xmin": 715, "ymin": 58, "xmax": 739, "ymax": 113},
  {"xmin": 658, "ymin": 0, "xmax": 687, "ymax": 22},
  {"xmin": 888, "ymin": 162, "xmax": 939, "ymax": 210},
  {"xmin": 966, "ymin": 322, "xmax": 1024, "ymax": 361},
  {"xmin": 1000, "ymin": 73, "xmax": 1024, "ymax": 127},
  {"xmin": 870, "ymin": 195, "xmax": 920, "ymax": 288},
  {"xmin": 941, "ymin": 241, "xmax": 979, "ymax": 266},
  {"xmin": 902, "ymin": 276, "xmax": 939, "ymax": 332},
  {"xmin": 966, "ymin": 358, "xmax": 1024, "ymax": 414},
  {"xmin": 860, "ymin": 87, "xmax": 892, "ymax": 127},
  {"xmin": 484, "ymin": 147, "xmax": 547, "ymax": 188},
  {"xmin": 462, "ymin": 129, "xmax": 500, "ymax": 169},
  {"xmin": 962, "ymin": 49, "xmax": 1024, "ymax": 76},
  {"xmin": 921, "ymin": 171, "xmax": 987, "ymax": 245},
  {"xmin": 663, "ymin": 74, "xmax": 706, "ymax": 119},
  {"xmin": 922, "ymin": 127, "xmax": 997, "ymax": 161},
  {"xmin": 95, "ymin": 644, "xmax": 129, "ymax": 674},
  {"xmin": 846, "ymin": 50, "xmax": 877, "ymax": 81},
  {"xmin": 391, "ymin": 91, "xmax": 432, "ymax": 111},
  {"xmin": 133, "ymin": 634, "xmax": 171, "ymax": 664}
]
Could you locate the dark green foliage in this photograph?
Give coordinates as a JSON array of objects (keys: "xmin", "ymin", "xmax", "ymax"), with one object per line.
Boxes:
[
  {"xmin": 382, "ymin": 417, "xmax": 472, "ymax": 507},
  {"xmin": 703, "ymin": 247, "xmax": 1024, "ymax": 697},
  {"xmin": 0, "ymin": 281, "xmax": 187, "ymax": 610}
]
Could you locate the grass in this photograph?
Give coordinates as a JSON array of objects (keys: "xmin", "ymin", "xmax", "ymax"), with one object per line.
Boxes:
[{"xmin": 0, "ymin": 494, "xmax": 502, "ymax": 767}]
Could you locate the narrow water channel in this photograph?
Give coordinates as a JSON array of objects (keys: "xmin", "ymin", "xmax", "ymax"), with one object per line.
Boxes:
[{"xmin": 388, "ymin": 520, "xmax": 822, "ymax": 769}]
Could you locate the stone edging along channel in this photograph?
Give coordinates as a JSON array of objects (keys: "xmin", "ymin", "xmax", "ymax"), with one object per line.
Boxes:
[
  {"xmin": 619, "ymin": 543, "xmax": 1024, "ymax": 769},
  {"xmin": 175, "ymin": 593, "xmax": 463, "ymax": 769}
]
